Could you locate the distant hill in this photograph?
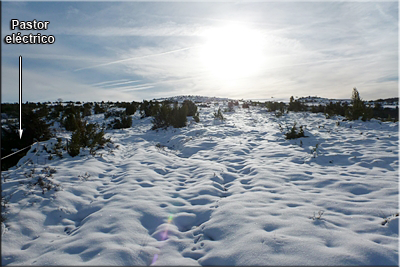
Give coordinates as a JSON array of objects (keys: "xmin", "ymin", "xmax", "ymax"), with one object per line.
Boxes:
[
  {"xmin": 153, "ymin": 95, "xmax": 230, "ymax": 103},
  {"xmin": 372, "ymin": 97, "xmax": 399, "ymax": 104},
  {"xmin": 298, "ymin": 96, "xmax": 398, "ymax": 106}
]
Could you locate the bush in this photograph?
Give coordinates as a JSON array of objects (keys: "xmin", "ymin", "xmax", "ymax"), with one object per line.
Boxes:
[
  {"xmin": 171, "ymin": 103, "xmax": 188, "ymax": 128},
  {"xmin": 285, "ymin": 123, "xmax": 305, "ymax": 139},
  {"xmin": 62, "ymin": 104, "xmax": 78, "ymax": 119},
  {"xmin": 68, "ymin": 131, "xmax": 81, "ymax": 157},
  {"xmin": 182, "ymin": 100, "xmax": 198, "ymax": 116},
  {"xmin": 345, "ymin": 88, "xmax": 373, "ymax": 121},
  {"xmin": 1, "ymin": 110, "xmax": 53, "ymax": 170},
  {"xmin": 94, "ymin": 103, "xmax": 106, "ymax": 114},
  {"xmin": 104, "ymin": 109, "xmax": 125, "ymax": 119},
  {"xmin": 151, "ymin": 102, "xmax": 188, "ymax": 130},
  {"xmin": 36, "ymin": 105, "xmax": 50, "ymax": 118},
  {"xmin": 108, "ymin": 115, "xmax": 132, "ymax": 129},
  {"xmin": 324, "ymin": 101, "xmax": 348, "ymax": 117},
  {"xmin": 125, "ymin": 102, "xmax": 137, "ymax": 116},
  {"xmin": 68, "ymin": 120, "xmax": 109, "ymax": 157},
  {"xmin": 227, "ymin": 101, "xmax": 235, "ymax": 112},
  {"xmin": 140, "ymin": 100, "xmax": 160, "ymax": 118},
  {"xmin": 82, "ymin": 103, "xmax": 92, "ymax": 117},
  {"xmin": 63, "ymin": 113, "xmax": 79, "ymax": 131},
  {"xmin": 242, "ymin": 103, "xmax": 250, "ymax": 109},
  {"xmin": 213, "ymin": 108, "xmax": 224, "ymax": 120},
  {"xmin": 193, "ymin": 112, "xmax": 200, "ymax": 123},
  {"xmin": 152, "ymin": 102, "xmax": 172, "ymax": 130},
  {"xmin": 49, "ymin": 103, "xmax": 63, "ymax": 120},
  {"xmin": 311, "ymin": 104, "xmax": 325, "ymax": 113},
  {"xmin": 266, "ymin": 101, "xmax": 286, "ymax": 113},
  {"xmin": 288, "ymin": 96, "xmax": 307, "ymax": 112}
]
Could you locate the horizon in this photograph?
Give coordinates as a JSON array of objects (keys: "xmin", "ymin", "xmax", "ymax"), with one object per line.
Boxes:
[
  {"xmin": 2, "ymin": 94, "xmax": 399, "ymax": 105},
  {"xmin": 2, "ymin": 1, "xmax": 398, "ymax": 103}
]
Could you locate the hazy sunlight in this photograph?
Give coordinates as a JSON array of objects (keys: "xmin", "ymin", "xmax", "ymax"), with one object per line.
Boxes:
[{"xmin": 199, "ymin": 23, "xmax": 267, "ymax": 82}]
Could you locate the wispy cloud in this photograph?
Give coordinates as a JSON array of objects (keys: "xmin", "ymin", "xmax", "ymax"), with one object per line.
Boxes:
[{"xmin": 74, "ymin": 46, "xmax": 200, "ymax": 72}]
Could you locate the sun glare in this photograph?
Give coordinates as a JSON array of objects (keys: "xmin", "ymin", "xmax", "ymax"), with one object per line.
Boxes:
[{"xmin": 199, "ymin": 24, "xmax": 266, "ymax": 81}]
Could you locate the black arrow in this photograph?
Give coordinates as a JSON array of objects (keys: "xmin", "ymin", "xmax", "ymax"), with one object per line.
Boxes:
[{"xmin": 18, "ymin": 56, "xmax": 23, "ymax": 139}]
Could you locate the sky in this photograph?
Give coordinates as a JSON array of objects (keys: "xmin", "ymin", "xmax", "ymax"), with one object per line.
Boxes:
[{"xmin": 1, "ymin": 1, "xmax": 398, "ymax": 103}]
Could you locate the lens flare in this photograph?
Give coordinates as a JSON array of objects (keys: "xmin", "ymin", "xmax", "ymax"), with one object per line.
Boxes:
[{"xmin": 151, "ymin": 214, "xmax": 174, "ymax": 265}]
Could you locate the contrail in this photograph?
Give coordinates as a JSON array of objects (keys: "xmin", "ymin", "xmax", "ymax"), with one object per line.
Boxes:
[
  {"xmin": 98, "ymin": 80, "xmax": 141, "ymax": 88},
  {"xmin": 120, "ymin": 85, "xmax": 155, "ymax": 92},
  {"xmin": 74, "ymin": 46, "xmax": 199, "ymax": 72},
  {"xmin": 91, "ymin": 79, "xmax": 130, "ymax": 87}
]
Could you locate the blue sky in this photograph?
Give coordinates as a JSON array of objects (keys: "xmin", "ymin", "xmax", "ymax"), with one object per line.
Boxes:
[{"xmin": 2, "ymin": 1, "xmax": 398, "ymax": 103}]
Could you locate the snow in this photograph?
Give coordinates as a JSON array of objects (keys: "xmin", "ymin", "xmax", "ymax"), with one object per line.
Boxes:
[{"xmin": 1, "ymin": 103, "xmax": 399, "ymax": 265}]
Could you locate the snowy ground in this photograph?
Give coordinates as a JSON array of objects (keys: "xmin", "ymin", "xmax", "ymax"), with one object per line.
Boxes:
[{"xmin": 1, "ymin": 103, "xmax": 399, "ymax": 265}]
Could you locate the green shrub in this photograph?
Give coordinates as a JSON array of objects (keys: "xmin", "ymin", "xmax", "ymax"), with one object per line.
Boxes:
[
  {"xmin": 63, "ymin": 113, "xmax": 79, "ymax": 131},
  {"xmin": 242, "ymin": 103, "xmax": 250, "ymax": 108},
  {"xmin": 1, "ymin": 110, "xmax": 53, "ymax": 170},
  {"xmin": 108, "ymin": 115, "xmax": 132, "ymax": 129},
  {"xmin": 151, "ymin": 102, "xmax": 188, "ymax": 130},
  {"xmin": 213, "ymin": 108, "xmax": 224, "ymax": 120},
  {"xmin": 125, "ymin": 102, "xmax": 137, "ymax": 116},
  {"xmin": 345, "ymin": 88, "xmax": 373, "ymax": 121},
  {"xmin": 171, "ymin": 103, "xmax": 188, "ymax": 128},
  {"xmin": 68, "ymin": 131, "xmax": 81, "ymax": 157},
  {"xmin": 227, "ymin": 101, "xmax": 235, "ymax": 112},
  {"xmin": 193, "ymin": 112, "xmax": 200, "ymax": 123},
  {"xmin": 82, "ymin": 103, "xmax": 92, "ymax": 117},
  {"xmin": 152, "ymin": 102, "xmax": 172, "ymax": 130},
  {"xmin": 285, "ymin": 123, "xmax": 305, "ymax": 139},
  {"xmin": 62, "ymin": 104, "xmax": 78, "ymax": 119},
  {"xmin": 266, "ymin": 101, "xmax": 286, "ymax": 113},
  {"xmin": 182, "ymin": 100, "xmax": 198, "ymax": 116},
  {"xmin": 140, "ymin": 100, "xmax": 160, "ymax": 118},
  {"xmin": 36, "ymin": 105, "xmax": 50, "ymax": 118},
  {"xmin": 288, "ymin": 96, "xmax": 307, "ymax": 112},
  {"xmin": 324, "ymin": 101, "xmax": 348, "ymax": 117},
  {"xmin": 68, "ymin": 120, "xmax": 109, "ymax": 157},
  {"xmin": 94, "ymin": 103, "xmax": 106, "ymax": 114},
  {"xmin": 104, "ymin": 110, "xmax": 125, "ymax": 119},
  {"xmin": 311, "ymin": 104, "xmax": 325, "ymax": 113},
  {"xmin": 49, "ymin": 104, "xmax": 63, "ymax": 120}
]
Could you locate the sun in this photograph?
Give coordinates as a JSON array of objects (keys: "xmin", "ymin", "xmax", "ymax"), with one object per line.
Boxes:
[{"xmin": 199, "ymin": 23, "xmax": 266, "ymax": 81}]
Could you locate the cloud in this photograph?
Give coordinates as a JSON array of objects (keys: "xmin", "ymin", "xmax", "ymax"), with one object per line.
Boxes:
[{"xmin": 74, "ymin": 45, "xmax": 200, "ymax": 72}]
